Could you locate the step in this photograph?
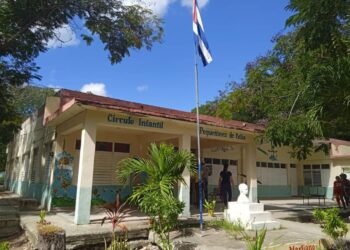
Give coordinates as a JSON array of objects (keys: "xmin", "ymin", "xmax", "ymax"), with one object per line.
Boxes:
[
  {"xmin": 20, "ymin": 198, "xmax": 39, "ymax": 208},
  {"xmin": 248, "ymin": 220, "xmax": 280, "ymax": 231},
  {"xmin": 226, "ymin": 212, "xmax": 272, "ymax": 225},
  {"xmin": 227, "ymin": 202, "xmax": 264, "ymax": 212},
  {"xmin": 0, "ymin": 210, "xmax": 19, "ymax": 216},
  {"xmin": 248, "ymin": 211, "xmax": 272, "ymax": 223},
  {"xmin": 0, "ymin": 198, "xmax": 20, "ymax": 206},
  {"xmin": 0, "ymin": 219, "xmax": 20, "ymax": 228},
  {"xmin": 65, "ymin": 228, "xmax": 150, "ymax": 250},
  {"xmin": 0, "ymin": 212, "xmax": 19, "ymax": 220},
  {"xmin": 0, "ymin": 226, "xmax": 21, "ymax": 238},
  {"xmin": 0, "ymin": 205, "xmax": 19, "ymax": 212}
]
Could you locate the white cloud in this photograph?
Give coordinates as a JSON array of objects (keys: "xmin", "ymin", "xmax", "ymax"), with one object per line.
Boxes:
[
  {"xmin": 136, "ymin": 84, "xmax": 149, "ymax": 92},
  {"xmin": 46, "ymin": 24, "xmax": 80, "ymax": 49},
  {"xmin": 123, "ymin": 0, "xmax": 209, "ymax": 16},
  {"xmin": 80, "ymin": 83, "xmax": 107, "ymax": 96},
  {"xmin": 48, "ymin": 84, "xmax": 62, "ymax": 92},
  {"xmin": 123, "ymin": 0, "xmax": 176, "ymax": 16},
  {"xmin": 180, "ymin": 0, "xmax": 209, "ymax": 8}
]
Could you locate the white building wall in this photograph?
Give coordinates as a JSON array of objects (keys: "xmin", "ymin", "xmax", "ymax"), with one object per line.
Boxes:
[{"xmin": 5, "ymin": 110, "xmax": 55, "ymax": 206}]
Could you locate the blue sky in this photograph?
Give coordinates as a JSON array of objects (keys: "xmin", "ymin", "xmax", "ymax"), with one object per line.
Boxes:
[{"xmin": 35, "ymin": 0, "xmax": 291, "ymax": 111}]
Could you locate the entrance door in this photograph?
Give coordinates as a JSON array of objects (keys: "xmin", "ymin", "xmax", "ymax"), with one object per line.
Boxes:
[{"xmin": 290, "ymin": 164, "xmax": 298, "ymax": 196}]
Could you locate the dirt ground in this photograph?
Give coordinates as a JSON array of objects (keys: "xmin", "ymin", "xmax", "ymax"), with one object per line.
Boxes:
[{"xmin": 1, "ymin": 230, "xmax": 31, "ymax": 250}]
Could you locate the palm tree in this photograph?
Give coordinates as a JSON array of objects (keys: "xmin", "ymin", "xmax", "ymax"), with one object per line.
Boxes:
[{"xmin": 117, "ymin": 143, "xmax": 196, "ymax": 249}]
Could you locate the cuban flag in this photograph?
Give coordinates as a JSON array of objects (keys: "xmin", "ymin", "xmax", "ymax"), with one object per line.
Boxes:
[{"xmin": 193, "ymin": 0, "xmax": 213, "ymax": 66}]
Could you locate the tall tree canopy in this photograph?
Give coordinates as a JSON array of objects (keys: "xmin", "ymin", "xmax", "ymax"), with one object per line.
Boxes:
[
  {"xmin": 0, "ymin": 86, "xmax": 55, "ymax": 171},
  {"xmin": 0, "ymin": 0, "xmax": 163, "ymax": 170},
  {"xmin": 198, "ymin": 0, "xmax": 350, "ymax": 159}
]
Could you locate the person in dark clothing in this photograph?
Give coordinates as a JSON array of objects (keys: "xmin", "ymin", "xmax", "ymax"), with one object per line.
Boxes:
[
  {"xmin": 340, "ymin": 173, "xmax": 350, "ymax": 206},
  {"xmin": 333, "ymin": 176, "xmax": 347, "ymax": 209},
  {"xmin": 202, "ymin": 162, "xmax": 209, "ymax": 201},
  {"xmin": 219, "ymin": 163, "xmax": 234, "ymax": 207}
]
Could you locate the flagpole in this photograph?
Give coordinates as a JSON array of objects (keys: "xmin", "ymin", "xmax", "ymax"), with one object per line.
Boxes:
[
  {"xmin": 194, "ymin": 53, "xmax": 203, "ymax": 231},
  {"xmin": 192, "ymin": 0, "xmax": 212, "ymax": 232}
]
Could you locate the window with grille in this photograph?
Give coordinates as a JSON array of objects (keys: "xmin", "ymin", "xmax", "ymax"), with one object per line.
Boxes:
[
  {"xmin": 303, "ymin": 164, "xmax": 324, "ymax": 186},
  {"xmin": 114, "ymin": 143, "xmax": 130, "ymax": 153}
]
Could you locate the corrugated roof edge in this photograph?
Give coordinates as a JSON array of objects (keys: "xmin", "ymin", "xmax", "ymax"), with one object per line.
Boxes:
[{"xmin": 54, "ymin": 89, "xmax": 264, "ymax": 133}]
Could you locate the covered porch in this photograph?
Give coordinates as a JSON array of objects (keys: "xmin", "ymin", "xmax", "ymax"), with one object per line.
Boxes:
[{"xmin": 47, "ymin": 104, "xmax": 258, "ymax": 225}]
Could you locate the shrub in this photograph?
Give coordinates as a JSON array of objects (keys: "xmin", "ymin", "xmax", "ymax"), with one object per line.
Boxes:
[
  {"xmin": 207, "ymin": 219, "xmax": 244, "ymax": 239},
  {"xmin": 240, "ymin": 228, "xmax": 267, "ymax": 250},
  {"xmin": 101, "ymin": 193, "xmax": 130, "ymax": 250},
  {"xmin": 117, "ymin": 143, "xmax": 196, "ymax": 250},
  {"xmin": 204, "ymin": 200, "xmax": 216, "ymax": 217},
  {"xmin": 104, "ymin": 234, "xmax": 129, "ymax": 250},
  {"xmin": 0, "ymin": 242, "xmax": 10, "ymax": 250},
  {"xmin": 313, "ymin": 208, "xmax": 348, "ymax": 248},
  {"xmin": 39, "ymin": 210, "xmax": 46, "ymax": 224}
]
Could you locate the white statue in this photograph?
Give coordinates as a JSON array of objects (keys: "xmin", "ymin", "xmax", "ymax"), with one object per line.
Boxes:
[{"xmin": 237, "ymin": 183, "xmax": 250, "ymax": 203}]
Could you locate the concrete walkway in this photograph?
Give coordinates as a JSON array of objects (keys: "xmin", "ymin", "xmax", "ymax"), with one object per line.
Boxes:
[
  {"xmin": 20, "ymin": 207, "xmax": 150, "ymax": 249},
  {"xmin": 172, "ymin": 198, "xmax": 350, "ymax": 249},
  {"xmin": 15, "ymin": 197, "xmax": 350, "ymax": 249}
]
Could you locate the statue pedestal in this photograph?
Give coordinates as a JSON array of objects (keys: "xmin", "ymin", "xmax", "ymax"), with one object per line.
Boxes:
[{"xmin": 224, "ymin": 202, "xmax": 280, "ymax": 230}]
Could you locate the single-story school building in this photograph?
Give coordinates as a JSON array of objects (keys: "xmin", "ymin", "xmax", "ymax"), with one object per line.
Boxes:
[{"xmin": 5, "ymin": 89, "xmax": 350, "ymax": 224}]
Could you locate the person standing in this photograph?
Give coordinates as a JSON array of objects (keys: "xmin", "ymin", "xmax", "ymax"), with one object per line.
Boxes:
[
  {"xmin": 340, "ymin": 173, "xmax": 350, "ymax": 206},
  {"xmin": 333, "ymin": 176, "xmax": 346, "ymax": 209},
  {"xmin": 219, "ymin": 163, "xmax": 234, "ymax": 207},
  {"xmin": 202, "ymin": 162, "xmax": 209, "ymax": 201}
]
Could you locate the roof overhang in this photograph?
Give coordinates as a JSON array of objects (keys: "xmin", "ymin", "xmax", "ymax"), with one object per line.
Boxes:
[
  {"xmin": 44, "ymin": 99, "xmax": 85, "ymax": 127},
  {"xmin": 44, "ymin": 89, "xmax": 265, "ymax": 135}
]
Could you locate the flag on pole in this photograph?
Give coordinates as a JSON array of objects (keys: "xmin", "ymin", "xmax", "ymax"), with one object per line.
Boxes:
[{"xmin": 193, "ymin": 0, "xmax": 213, "ymax": 66}]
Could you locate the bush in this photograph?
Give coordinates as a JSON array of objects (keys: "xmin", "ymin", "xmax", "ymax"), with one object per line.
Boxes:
[
  {"xmin": 117, "ymin": 143, "xmax": 196, "ymax": 250},
  {"xmin": 0, "ymin": 242, "xmax": 10, "ymax": 250},
  {"xmin": 207, "ymin": 219, "xmax": 244, "ymax": 239},
  {"xmin": 105, "ymin": 234, "xmax": 130, "ymax": 250},
  {"xmin": 313, "ymin": 208, "xmax": 348, "ymax": 248},
  {"xmin": 204, "ymin": 200, "xmax": 216, "ymax": 217},
  {"xmin": 51, "ymin": 197, "xmax": 75, "ymax": 207},
  {"xmin": 241, "ymin": 228, "xmax": 267, "ymax": 250}
]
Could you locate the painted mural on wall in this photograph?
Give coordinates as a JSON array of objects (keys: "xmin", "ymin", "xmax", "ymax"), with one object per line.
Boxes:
[
  {"xmin": 51, "ymin": 151, "xmax": 132, "ymax": 207},
  {"xmin": 52, "ymin": 151, "xmax": 76, "ymax": 206}
]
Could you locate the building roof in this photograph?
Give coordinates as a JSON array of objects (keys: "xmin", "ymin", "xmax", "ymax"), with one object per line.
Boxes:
[{"xmin": 49, "ymin": 89, "xmax": 264, "ymax": 133}]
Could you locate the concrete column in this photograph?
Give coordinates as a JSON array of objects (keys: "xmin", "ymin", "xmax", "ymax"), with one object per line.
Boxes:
[
  {"xmin": 4, "ymin": 144, "xmax": 12, "ymax": 189},
  {"xmin": 47, "ymin": 136, "xmax": 63, "ymax": 212},
  {"xmin": 297, "ymin": 163, "xmax": 304, "ymax": 195},
  {"xmin": 245, "ymin": 142, "xmax": 257, "ymax": 202},
  {"xmin": 74, "ymin": 116, "xmax": 96, "ymax": 224},
  {"xmin": 240, "ymin": 146, "xmax": 246, "ymax": 184},
  {"xmin": 178, "ymin": 134, "xmax": 191, "ymax": 217}
]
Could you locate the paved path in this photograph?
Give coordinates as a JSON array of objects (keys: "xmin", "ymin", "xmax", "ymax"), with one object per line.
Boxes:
[
  {"xmin": 174, "ymin": 199, "xmax": 350, "ymax": 249},
  {"xmin": 15, "ymin": 197, "xmax": 350, "ymax": 249}
]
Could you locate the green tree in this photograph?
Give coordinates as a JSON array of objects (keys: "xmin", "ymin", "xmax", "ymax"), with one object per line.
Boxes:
[
  {"xmin": 0, "ymin": 85, "xmax": 55, "ymax": 171},
  {"xmin": 198, "ymin": 0, "xmax": 350, "ymax": 159},
  {"xmin": 11, "ymin": 85, "xmax": 56, "ymax": 118},
  {"xmin": 117, "ymin": 143, "xmax": 196, "ymax": 250},
  {"xmin": 1, "ymin": 0, "xmax": 163, "ymax": 87},
  {"xmin": 0, "ymin": 0, "xmax": 163, "ymax": 169}
]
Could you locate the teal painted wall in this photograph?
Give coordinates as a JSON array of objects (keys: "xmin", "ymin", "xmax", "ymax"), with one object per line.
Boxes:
[
  {"xmin": 7, "ymin": 179, "xmax": 50, "ymax": 203},
  {"xmin": 6, "ymin": 177, "xmax": 133, "ymax": 207},
  {"xmin": 258, "ymin": 185, "xmax": 292, "ymax": 198},
  {"xmin": 208, "ymin": 184, "xmax": 292, "ymax": 199},
  {"xmin": 298, "ymin": 186, "xmax": 333, "ymax": 199},
  {"xmin": 51, "ymin": 184, "xmax": 133, "ymax": 207}
]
